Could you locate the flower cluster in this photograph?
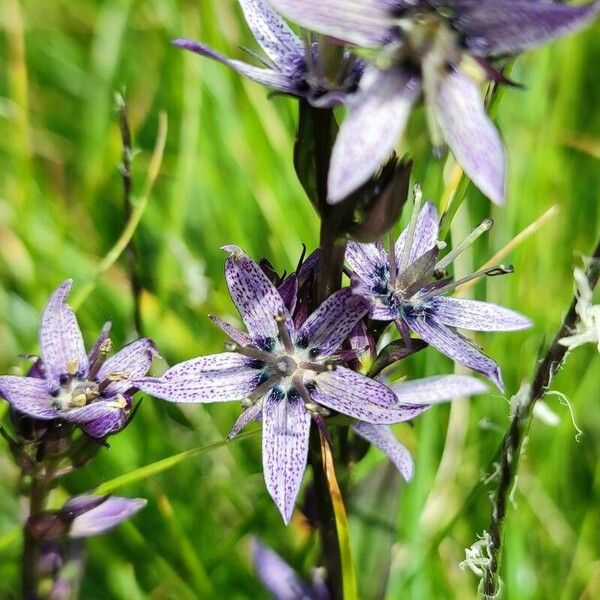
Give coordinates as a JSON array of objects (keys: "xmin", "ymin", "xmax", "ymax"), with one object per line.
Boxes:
[{"xmin": 268, "ymin": 0, "xmax": 599, "ymax": 203}]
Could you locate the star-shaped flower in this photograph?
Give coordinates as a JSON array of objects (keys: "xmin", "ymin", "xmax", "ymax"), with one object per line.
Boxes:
[
  {"xmin": 268, "ymin": 0, "xmax": 600, "ymax": 203},
  {"xmin": 134, "ymin": 245, "xmax": 486, "ymax": 523},
  {"xmin": 174, "ymin": 0, "xmax": 363, "ymax": 108},
  {"xmin": 346, "ymin": 193, "xmax": 532, "ymax": 390},
  {"xmin": 0, "ymin": 281, "xmax": 158, "ymax": 439}
]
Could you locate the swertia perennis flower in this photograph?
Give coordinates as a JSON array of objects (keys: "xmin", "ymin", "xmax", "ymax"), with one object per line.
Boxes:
[
  {"xmin": 346, "ymin": 190, "xmax": 531, "ymax": 390},
  {"xmin": 0, "ymin": 281, "xmax": 158, "ymax": 439},
  {"xmin": 134, "ymin": 245, "xmax": 486, "ymax": 523},
  {"xmin": 174, "ymin": 0, "xmax": 363, "ymax": 108},
  {"xmin": 268, "ymin": 0, "xmax": 600, "ymax": 203}
]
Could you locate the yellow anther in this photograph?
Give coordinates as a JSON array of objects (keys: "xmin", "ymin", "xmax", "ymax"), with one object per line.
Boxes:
[
  {"xmin": 71, "ymin": 394, "xmax": 87, "ymax": 407},
  {"xmin": 67, "ymin": 358, "xmax": 79, "ymax": 376},
  {"xmin": 111, "ymin": 395, "xmax": 128, "ymax": 409},
  {"xmin": 108, "ymin": 370, "xmax": 130, "ymax": 382},
  {"xmin": 99, "ymin": 338, "xmax": 113, "ymax": 354}
]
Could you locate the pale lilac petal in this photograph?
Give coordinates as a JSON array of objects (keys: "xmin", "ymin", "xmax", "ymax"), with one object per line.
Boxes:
[
  {"xmin": 96, "ymin": 338, "xmax": 159, "ymax": 396},
  {"xmin": 223, "ymin": 245, "xmax": 290, "ymax": 342},
  {"xmin": 453, "ymin": 1, "xmax": 600, "ymax": 56},
  {"xmin": 65, "ymin": 495, "xmax": 146, "ymax": 538},
  {"xmin": 173, "ymin": 39, "xmax": 298, "ymax": 93},
  {"xmin": 79, "ymin": 406, "xmax": 128, "ymax": 439},
  {"xmin": 239, "ymin": 0, "xmax": 304, "ymax": 68},
  {"xmin": 87, "ymin": 320, "xmax": 112, "ymax": 366},
  {"xmin": 345, "ymin": 240, "xmax": 387, "ymax": 284},
  {"xmin": 133, "ymin": 353, "xmax": 261, "ymax": 403},
  {"xmin": 328, "ymin": 67, "xmax": 421, "ymax": 204},
  {"xmin": 297, "ymin": 288, "xmax": 368, "ymax": 357},
  {"xmin": 430, "ymin": 297, "xmax": 532, "ymax": 332},
  {"xmin": 209, "ymin": 314, "xmax": 253, "ymax": 346},
  {"xmin": 390, "ymin": 374, "xmax": 487, "ymax": 404},
  {"xmin": 352, "ymin": 422, "xmax": 414, "ymax": 481},
  {"xmin": 63, "ymin": 400, "xmax": 126, "ymax": 425},
  {"xmin": 267, "ymin": 0, "xmax": 394, "ymax": 48},
  {"xmin": 39, "ymin": 280, "xmax": 89, "ymax": 385},
  {"xmin": 395, "ymin": 201, "xmax": 440, "ymax": 265},
  {"xmin": 262, "ymin": 390, "xmax": 311, "ymax": 524},
  {"xmin": 311, "ymin": 367, "xmax": 400, "ymax": 423},
  {"xmin": 251, "ymin": 538, "xmax": 316, "ymax": 600},
  {"xmin": 228, "ymin": 400, "xmax": 264, "ymax": 439},
  {"xmin": 436, "ymin": 71, "xmax": 506, "ymax": 204},
  {"xmin": 0, "ymin": 376, "xmax": 57, "ymax": 419},
  {"xmin": 402, "ymin": 312, "xmax": 504, "ymax": 390}
]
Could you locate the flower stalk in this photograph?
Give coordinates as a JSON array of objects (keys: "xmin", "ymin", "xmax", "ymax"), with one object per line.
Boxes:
[{"xmin": 482, "ymin": 236, "xmax": 600, "ymax": 598}]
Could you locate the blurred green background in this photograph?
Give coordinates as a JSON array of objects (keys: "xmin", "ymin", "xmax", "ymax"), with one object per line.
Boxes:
[{"xmin": 0, "ymin": 1, "xmax": 599, "ymax": 598}]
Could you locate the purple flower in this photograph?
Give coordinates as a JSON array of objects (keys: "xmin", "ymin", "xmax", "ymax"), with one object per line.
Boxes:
[
  {"xmin": 61, "ymin": 495, "xmax": 147, "ymax": 538},
  {"xmin": 268, "ymin": 0, "xmax": 600, "ymax": 203},
  {"xmin": 0, "ymin": 280, "xmax": 158, "ymax": 439},
  {"xmin": 252, "ymin": 537, "xmax": 329, "ymax": 600},
  {"xmin": 134, "ymin": 245, "xmax": 442, "ymax": 524},
  {"xmin": 174, "ymin": 0, "xmax": 362, "ymax": 108},
  {"xmin": 346, "ymin": 195, "xmax": 532, "ymax": 390}
]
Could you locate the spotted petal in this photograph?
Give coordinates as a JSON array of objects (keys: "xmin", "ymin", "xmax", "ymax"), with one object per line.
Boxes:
[
  {"xmin": 39, "ymin": 280, "xmax": 89, "ymax": 386},
  {"xmin": 262, "ymin": 390, "xmax": 311, "ymax": 524},
  {"xmin": 353, "ymin": 422, "xmax": 414, "ymax": 481},
  {"xmin": 297, "ymin": 288, "xmax": 368, "ymax": 357},
  {"xmin": 87, "ymin": 320, "xmax": 112, "ymax": 367},
  {"xmin": 173, "ymin": 39, "xmax": 298, "ymax": 94},
  {"xmin": 345, "ymin": 240, "xmax": 387, "ymax": 285},
  {"xmin": 65, "ymin": 495, "xmax": 146, "ymax": 538},
  {"xmin": 311, "ymin": 367, "xmax": 400, "ymax": 423},
  {"xmin": 267, "ymin": 0, "xmax": 394, "ymax": 48},
  {"xmin": 453, "ymin": 0, "xmax": 600, "ymax": 57},
  {"xmin": 436, "ymin": 70, "xmax": 506, "ymax": 204},
  {"xmin": 133, "ymin": 353, "xmax": 260, "ymax": 403},
  {"xmin": 96, "ymin": 338, "xmax": 158, "ymax": 396},
  {"xmin": 0, "ymin": 375, "xmax": 57, "ymax": 419},
  {"xmin": 239, "ymin": 0, "xmax": 304, "ymax": 70},
  {"xmin": 402, "ymin": 311, "xmax": 504, "ymax": 390},
  {"xmin": 395, "ymin": 201, "xmax": 440, "ymax": 266},
  {"xmin": 328, "ymin": 66, "xmax": 421, "ymax": 204},
  {"xmin": 429, "ymin": 297, "xmax": 532, "ymax": 332},
  {"xmin": 223, "ymin": 245, "xmax": 290, "ymax": 342}
]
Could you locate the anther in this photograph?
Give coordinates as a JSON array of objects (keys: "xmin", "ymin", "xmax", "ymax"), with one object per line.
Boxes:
[{"xmin": 67, "ymin": 358, "xmax": 79, "ymax": 377}]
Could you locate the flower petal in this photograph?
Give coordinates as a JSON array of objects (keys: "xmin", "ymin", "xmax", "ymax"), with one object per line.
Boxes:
[
  {"xmin": 239, "ymin": 0, "xmax": 304, "ymax": 69},
  {"xmin": 453, "ymin": 0, "xmax": 600, "ymax": 57},
  {"xmin": 311, "ymin": 367, "xmax": 400, "ymax": 423},
  {"xmin": 391, "ymin": 374, "xmax": 487, "ymax": 404},
  {"xmin": 297, "ymin": 288, "xmax": 368, "ymax": 357},
  {"xmin": 328, "ymin": 67, "xmax": 421, "ymax": 204},
  {"xmin": 172, "ymin": 39, "xmax": 298, "ymax": 94},
  {"xmin": 402, "ymin": 311, "xmax": 504, "ymax": 390},
  {"xmin": 395, "ymin": 201, "xmax": 440, "ymax": 266},
  {"xmin": 0, "ymin": 376, "xmax": 57, "ymax": 419},
  {"xmin": 79, "ymin": 406, "xmax": 129, "ymax": 439},
  {"xmin": 65, "ymin": 495, "xmax": 146, "ymax": 538},
  {"xmin": 223, "ymin": 245, "xmax": 290, "ymax": 342},
  {"xmin": 345, "ymin": 240, "xmax": 387, "ymax": 285},
  {"xmin": 39, "ymin": 280, "xmax": 89, "ymax": 385},
  {"xmin": 262, "ymin": 389, "xmax": 311, "ymax": 524},
  {"xmin": 429, "ymin": 297, "xmax": 532, "ymax": 331},
  {"xmin": 96, "ymin": 338, "xmax": 159, "ymax": 396},
  {"xmin": 267, "ymin": 0, "xmax": 394, "ymax": 48},
  {"xmin": 133, "ymin": 353, "xmax": 261, "ymax": 403},
  {"xmin": 251, "ymin": 538, "xmax": 316, "ymax": 599},
  {"xmin": 353, "ymin": 422, "xmax": 414, "ymax": 481},
  {"xmin": 436, "ymin": 70, "xmax": 506, "ymax": 204}
]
